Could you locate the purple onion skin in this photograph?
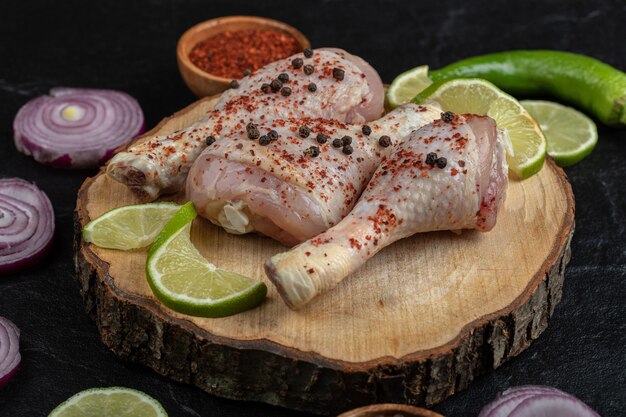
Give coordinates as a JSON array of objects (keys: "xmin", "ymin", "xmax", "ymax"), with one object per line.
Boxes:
[
  {"xmin": 13, "ymin": 88, "xmax": 145, "ymax": 169},
  {"xmin": 479, "ymin": 385, "xmax": 600, "ymax": 417},
  {"xmin": 0, "ymin": 235, "xmax": 54, "ymax": 274},
  {"xmin": 0, "ymin": 363, "xmax": 19, "ymax": 389},
  {"xmin": 510, "ymin": 395, "xmax": 601, "ymax": 417},
  {"xmin": 479, "ymin": 386, "xmax": 570, "ymax": 417},
  {"xmin": 0, "ymin": 178, "xmax": 55, "ymax": 274},
  {"xmin": 44, "ymin": 122, "xmax": 145, "ymax": 169},
  {"xmin": 0, "ymin": 317, "xmax": 21, "ymax": 389}
]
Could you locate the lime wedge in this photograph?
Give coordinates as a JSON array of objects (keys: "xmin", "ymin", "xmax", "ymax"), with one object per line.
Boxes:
[
  {"xmin": 413, "ymin": 78, "xmax": 547, "ymax": 179},
  {"xmin": 521, "ymin": 100, "xmax": 598, "ymax": 167},
  {"xmin": 386, "ymin": 65, "xmax": 433, "ymax": 109},
  {"xmin": 146, "ymin": 202, "xmax": 267, "ymax": 318},
  {"xmin": 83, "ymin": 202, "xmax": 180, "ymax": 250},
  {"xmin": 48, "ymin": 387, "xmax": 168, "ymax": 417}
]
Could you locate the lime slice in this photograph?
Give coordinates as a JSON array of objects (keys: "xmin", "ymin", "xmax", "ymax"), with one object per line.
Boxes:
[
  {"xmin": 413, "ymin": 78, "xmax": 547, "ymax": 179},
  {"xmin": 48, "ymin": 387, "xmax": 168, "ymax": 417},
  {"xmin": 386, "ymin": 65, "xmax": 433, "ymax": 109},
  {"xmin": 83, "ymin": 202, "xmax": 180, "ymax": 250},
  {"xmin": 146, "ymin": 202, "xmax": 267, "ymax": 318},
  {"xmin": 521, "ymin": 100, "xmax": 598, "ymax": 167}
]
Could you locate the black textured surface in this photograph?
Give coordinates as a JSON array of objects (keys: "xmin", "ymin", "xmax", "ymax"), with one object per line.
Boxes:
[{"xmin": 0, "ymin": 1, "xmax": 625, "ymax": 416}]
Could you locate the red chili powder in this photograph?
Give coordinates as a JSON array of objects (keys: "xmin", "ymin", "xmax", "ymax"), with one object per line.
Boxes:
[{"xmin": 189, "ymin": 29, "xmax": 302, "ymax": 79}]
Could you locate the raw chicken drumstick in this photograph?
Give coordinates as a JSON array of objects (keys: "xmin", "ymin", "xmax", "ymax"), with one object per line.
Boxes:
[
  {"xmin": 107, "ymin": 49, "xmax": 384, "ymax": 200},
  {"xmin": 186, "ymin": 104, "xmax": 442, "ymax": 246},
  {"xmin": 265, "ymin": 113, "xmax": 509, "ymax": 309}
]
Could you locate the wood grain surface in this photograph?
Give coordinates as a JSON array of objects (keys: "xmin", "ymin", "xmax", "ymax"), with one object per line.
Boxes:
[{"xmin": 74, "ymin": 96, "xmax": 574, "ymax": 415}]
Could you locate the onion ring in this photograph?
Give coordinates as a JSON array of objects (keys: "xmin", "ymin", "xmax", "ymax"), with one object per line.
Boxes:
[
  {"xmin": 0, "ymin": 178, "xmax": 55, "ymax": 273},
  {"xmin": 479, "ymin": 385, "xmax": 600, "ymax": 417},
  {"xmin": 0, "ymin": 317, "xmax": 20, "ymax": 388},
  {"xmin": 13, "ymin": 87, "xmax": 144, "ymax": 169}
]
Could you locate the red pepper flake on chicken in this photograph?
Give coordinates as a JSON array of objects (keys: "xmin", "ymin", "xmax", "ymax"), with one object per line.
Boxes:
[
  {"xmin": 106, "ymin": 49, "xmax": 385, "ymax": 200},
  {"xmin": 186, "ymin": 104, "xmax": 442, "ymax": 246},
  {"xmin": 265, "ymin": 113, "xmax": 509, "ymax": 309}
]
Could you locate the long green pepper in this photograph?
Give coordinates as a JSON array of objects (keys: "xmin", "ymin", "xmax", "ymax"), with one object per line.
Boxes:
[{"xmin": 429, "ymin": 50, "xmax": 626, "ymax": 126}]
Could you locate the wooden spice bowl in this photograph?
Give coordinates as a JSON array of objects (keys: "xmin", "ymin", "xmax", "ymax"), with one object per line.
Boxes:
[
  {"xmin": 177, "ymin": 15, "xmax": 311, "ymax": 97},
  {"xmin": 337, "ymin": 404, "xmax": 445, "ymax": 417}
]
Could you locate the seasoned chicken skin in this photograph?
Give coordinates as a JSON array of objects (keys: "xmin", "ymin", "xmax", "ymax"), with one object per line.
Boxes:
[
  {"xmin": 186, "ymin": 104, "xmax": 442, "ymax": 246},
  {"xmin": 265, "ymin": 113, "xmax": 508, "ymax": 309},
  {"xmin": 106, "ymin": 49, "xmax": 384, "ymax": 200}
]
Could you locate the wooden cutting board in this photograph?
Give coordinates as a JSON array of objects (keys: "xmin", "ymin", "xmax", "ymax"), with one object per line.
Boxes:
[{"xmin": 74, "ymin": 95, "xmax": 574, "ymax": 416}]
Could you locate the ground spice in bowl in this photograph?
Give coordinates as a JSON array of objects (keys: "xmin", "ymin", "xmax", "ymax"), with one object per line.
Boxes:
[{"xmin": 189, "ymin": 29, "xmax": 302, "ymax": 79}]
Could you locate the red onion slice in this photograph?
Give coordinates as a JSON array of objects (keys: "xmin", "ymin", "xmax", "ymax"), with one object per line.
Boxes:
[
  {"xmin": 0, "ymin": 178, "xmax": 55, "ymax": 273},
  {"xmin": 480, "ymin": 385, "xmax": 600, "ymax": 417},
  {"xmin": 510, "ymin": 395, "xmax": 601, "ymax": 417},
  {"xmin": 478, "ymin": 386, "xmax": 569, "ymax": 417},
  {"xmin": 0, "ymin": 317, "xmax": 20, "ymax": 388},
  {"xmin": 13, "ymin": 87, "xmax": 144, "ymax": 169}
]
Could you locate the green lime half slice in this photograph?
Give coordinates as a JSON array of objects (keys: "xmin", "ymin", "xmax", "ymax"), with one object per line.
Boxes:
[{"xmin": 146, "ymin": 202, "xmax": 267, "ymax": 318}]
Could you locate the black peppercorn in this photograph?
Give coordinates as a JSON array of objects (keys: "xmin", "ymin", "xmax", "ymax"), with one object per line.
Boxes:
[
  {"xmin": 332, "ymin": 68, "xmax": 345, "ymax": 81},
  {"xmin": 280, "ymin": 86, "xmax": 292, "ymax": 96},
  {"xmin": 303, "ymin": 64, "xmax": 314, "ymax": 75},
  {"xmin": 342, "ymin": 144, "xmax": 354, "ymax": 155},
  {"xmin": 441, "ymin": 111, "xmax": 455, "ymax": 123},
  {"xmin": 261, "ymin": 83, "xmax": 272, "ymax": 93},
  {"xmin": 246, "ymin": 123, "xmax": 259, "ymax": 140},
  {"xmin": 436, "ymin": 157, "xmax": 447, "ymax": 169},
  {"xmin": 426, "ymin": 152, "xmax": 438, "ymax": 165},
  {"xmin": 230, "ymin": 80, "xmax": 239, "ymax": 89},
  {"xmin": 307, "ymin": 82, "xmax": 317, "ymax": 92},
  {"xmin": 259, "ymin": 135, "xmax": 271, "ymax": 146},
  {"xmin": 299, "ymin": 125, "xmax": 311, "ymax": 138},
  {"xmin": 304, "ymin": 146, "xmax": 320, "ymax": 157},
  {"xmin": 268, "ymin": 130, "xmax": 278, "ymax": 141},
  {"xmin": 316, "ymin": 133, "xmax": 328, "ymax": 144},
  {"xmin": 362, "ymin": 125, "xmax": 372, "ymax": 136},
  {"xmin": 332, "ymin": 138, "xmax": 342, "ymax": 148},
  {"xmin": 205, "ymin": 136, "xmax": 216, "ymax": 146},
  {"xmin": 292, "ymin": 57, "xmax": 304, "ymax": 69},
  {"xmin": 247, "ymin": 129, "xmax": 259, "ymax": 140},
  {"xmin": 278, "ymin": 73, "xmax": 289, "ymax": 83},
  {"xmin": 341, "ymin": 135, "xmax": 352, "ymax": 146},
  {"xmin": 243, "ymin": 69, "xmax": 251, "ymax": 77},
  {"xmin": 378, "ymin": 135, "xmax": 392, "ymax": 148},
  {"xmin": 303, "ymin": 48, "xmax": 313, "ymax": 58},
  {"xmin": 247, "ymin": 129, "xmax": 260, "ymax": 140},
  {"xmin": 270, "ymin": 79, "xmax": 283, "ymax": 91}
]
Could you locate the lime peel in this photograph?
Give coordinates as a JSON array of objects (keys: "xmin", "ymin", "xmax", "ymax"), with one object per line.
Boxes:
[
  {"xmin": 146, "ymin": 202, "xmax": 267, "ymax": 318},
  {"xmin": 521, "ymin": 100, "xmax": 598, "ymax": 167}
]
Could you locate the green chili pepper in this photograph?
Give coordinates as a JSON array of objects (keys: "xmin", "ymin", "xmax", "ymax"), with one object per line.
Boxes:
[{"xmin": 428, "ymin": 50, "xmax": 626, "ymax": 126}]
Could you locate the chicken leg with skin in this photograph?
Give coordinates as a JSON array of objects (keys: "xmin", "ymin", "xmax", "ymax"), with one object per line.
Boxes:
[
  {"xmin": 265, "ymin": 113, "xmax": 508, "ymax": 309},
  {"xmin": 186, "ymin": 104, "xmax": 442, "ymax": 246},
  {"xmin": 106, "ymin": 48, "xmax": 384, "ymax": 201}
]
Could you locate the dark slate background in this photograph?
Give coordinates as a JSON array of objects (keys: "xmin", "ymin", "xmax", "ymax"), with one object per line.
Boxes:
[{"xmin": 1, "ymin": 1, "xmax": 625, "ymax": 416}]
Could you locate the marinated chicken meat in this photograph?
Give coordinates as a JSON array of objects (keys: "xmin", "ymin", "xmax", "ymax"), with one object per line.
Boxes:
[
  {"xmin": 186, "ymin": 104, "xmax": 442, "ymax": 246},
  {"xmin": 107, "ymin": 49, "xmax": 384, "ymax": 200},
  {"xmin": 265, "ymin": 113, "xmax": 508, "ymax": 309}
]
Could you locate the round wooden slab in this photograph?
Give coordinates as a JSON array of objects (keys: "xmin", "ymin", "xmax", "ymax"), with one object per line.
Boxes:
[{"xmin": 74, "ymin": 96, "xmax": 574, "ymax": 416}]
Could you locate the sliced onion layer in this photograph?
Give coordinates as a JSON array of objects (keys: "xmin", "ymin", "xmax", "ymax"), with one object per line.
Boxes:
[
  {"xmin": 13, "ymin": 87, "xmax": 144, "ymax": 169},
  {"xmin": 0, "ymin": 178, "xmax": 55, "ymax": 273},
  {"xmin": 479, "ymin": 385, "xmax": 600, "ymax": 417},
  {"xmin": 0, "ymin": 317, "xmax": 20, "ymax": 388}
]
